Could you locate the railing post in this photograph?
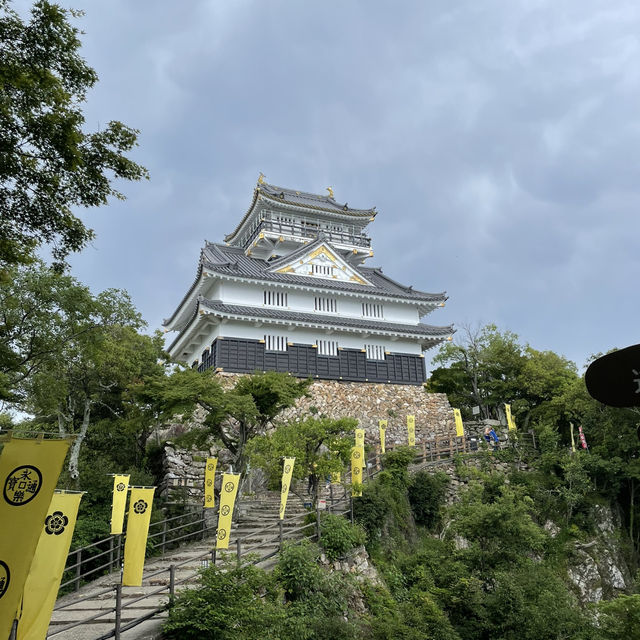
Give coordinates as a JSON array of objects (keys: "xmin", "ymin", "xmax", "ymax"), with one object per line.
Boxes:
[
  {"xmin": 431, "ymin": 438, "xmax": 436, "ymax": 461},
  {"xmin": 114, "ymin": 584, "xmax": 122, "ymax": 640},
  {"xmin": 169, "ymin": 564, "xmax": 176, "ymax": 605},
  {"xmin": 236, "ymin": 538, "xmax": 242, "ymax": 566},
  {"xmin": 316, "ymin": 498, "xmax": 321, "ymax": 542},
  {"xmin": 422, "ymin": 442, "xmax": 427, "ymax": 463},
  {"xmin": 211, "ymin": 548, "xmax": 216, "ymax": 566},
  {"xmin": 109, "ymin": 536, "xmax": 114, "ymax": 572},
  {"xmin": 279, "ymin": 520, "xmax": 284, "ymax": 550},
  {"xmin": 75, "ymin": 548, "xmax": 82, "ymax": 592},
  {"xmin": 162, "ymin": 520, "xmax": 167, "ymax": 554}
]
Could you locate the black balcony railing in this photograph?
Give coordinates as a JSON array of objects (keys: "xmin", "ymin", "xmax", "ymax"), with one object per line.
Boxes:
[{"xmin": 244, "ymin": 220, "xmax": 371, "ymax": 249}]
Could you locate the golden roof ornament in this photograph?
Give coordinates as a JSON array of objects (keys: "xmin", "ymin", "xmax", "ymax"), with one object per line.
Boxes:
[
  {"xmin": 258, "ymin": 172, "xmax": 266, "ymax": 185},
  {"xmin": 326, "ymin": 186, "xmax": 334, "ymax": 199}
]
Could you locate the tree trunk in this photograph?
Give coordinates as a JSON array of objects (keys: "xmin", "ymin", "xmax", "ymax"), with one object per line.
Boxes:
[{"xmin": 68, "ymin": 398, "xmax": 91, "ymax": 480}]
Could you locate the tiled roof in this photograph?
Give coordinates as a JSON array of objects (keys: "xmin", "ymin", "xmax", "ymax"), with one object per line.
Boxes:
[
  {"xmin": 225, "ymin": 182, "xmax": 375, "ymax": 242},
  {"xmin": 202, "ymin": 243, "xmax": 446, "ymax": 303},
  {"xmin": 258, "ymin": 182, "xmax": 375, "ymax": 217},
  {"xmin": 198, "ymin": 299, "xmax": 454, "ymax": 338}
]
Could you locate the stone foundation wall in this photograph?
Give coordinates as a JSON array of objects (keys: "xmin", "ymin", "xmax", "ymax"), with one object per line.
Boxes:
[{"xmin": 159, "ymin": 374, "xmax": 456, "ymax": 500}]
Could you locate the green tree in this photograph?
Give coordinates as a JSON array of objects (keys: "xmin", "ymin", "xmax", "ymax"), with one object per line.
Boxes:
[
  {"xmin": 428, "ymin": 324, "xmax": 525, "ymax": 420},
  {"xmin": 21, "ymin": 288, "xmax": 164, "ymax": 480},
  {"xmin": 0, "ymin": 260, "xmax": 96, "ymax": 400},
  {"xmin": 143, "ymin": 369, "xmax": 311, "ymax": 476},
  {"xmin": 0, "ymin": 0, "xmax": 148, "ymax": 268},
  {"xmin": 248, "ymin": 415, "xmax": 355, "ymax": 501}
]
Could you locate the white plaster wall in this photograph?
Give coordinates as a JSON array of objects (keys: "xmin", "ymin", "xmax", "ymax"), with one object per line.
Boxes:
[{"xmin": 218, "ymin": 279, "xmax": 419, "ymax": 324}]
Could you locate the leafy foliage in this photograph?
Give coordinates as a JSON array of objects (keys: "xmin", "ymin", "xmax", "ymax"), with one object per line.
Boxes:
[
  {"xmin": 319, "ymin": 514, "xmax": 366, "ymax": 560},
  {"xmin": 408, "ymin": 470, "xmax": 449, "ymax": 529},
  {"xmin": 248, "ymin": 415, "xmax": 355, "ymax": 499},
  {"xmin": 0, "ymin": 0, "xmax": 148, "ymax": 268},
  {"xmin": 140, "ymin": 370, "xmax": 311, "ymax": 475}
]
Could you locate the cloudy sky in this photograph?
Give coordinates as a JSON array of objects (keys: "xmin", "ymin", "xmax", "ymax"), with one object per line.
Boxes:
[{"xmin": 27, "ymin": 0, "xmax": 640, "ymax": 371}]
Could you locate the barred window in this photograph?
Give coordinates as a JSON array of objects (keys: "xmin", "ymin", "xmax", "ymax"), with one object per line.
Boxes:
[
  {"xmin": 316, "ymin": 339, "xmax": 338, "ymax": 356},
  {"xmin": 263, "ymin": 290, "xmax": 288, "ymax": 307},
  {"xmin": 264, "ymin": 334, "xmax": 287, "ymax": 352},
  {"xmin": 314, "ymin": 297, "xmax": 337, "ymax": 313},
  {"xmin": 312, "ymin": 264, "xmax": 334, "ymax": 276},
  {"xmin": 362, "ymin": 302, "xmax": 383, "ymax": 318},
  {"xmin": 365, "ymin": 344, "xmax": 386, "ymax": 360}
]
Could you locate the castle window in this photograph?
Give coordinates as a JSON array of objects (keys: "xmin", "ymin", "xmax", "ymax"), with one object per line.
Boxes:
[
  {"xmin": 312, "ymin": 264, "xmax": 334, "ymax": 277},
  {"xmin": 314, "ymin": 297, "xmax": 337, "ymax": 313},
  {"xmin": 316, "ymin": 339, "xmax": 338, "ymax": 356},
  {"xmin": 362, "ymin": 302, "xmax": 383, "ymax": 318},
  {"xmin": 263, "ymin": 290, "xmax": 288, "ymax": 307},
  {"xmin": 265, "ymin": 334, "xmax": 287, "ymax": 352},
  {"xmin": 365, "ymin": 344, "xmax": 386, "ymax": 360}
]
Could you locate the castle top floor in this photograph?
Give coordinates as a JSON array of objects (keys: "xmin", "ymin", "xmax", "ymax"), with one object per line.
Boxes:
[{"xmin": 224, "ymin": 178, "xmax": 377, "ymax": 264}]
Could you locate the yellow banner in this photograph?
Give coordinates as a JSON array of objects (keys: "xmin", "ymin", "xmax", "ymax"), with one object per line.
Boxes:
[
  {"xmin": 453, "ymin": 409, "xmax": 464, "ymax": 437},
  {"xmin": 378, "ymin": 420, "xmax": 387, "ymax": 454},
  {"xmin": 17, "ymin": 491, "xmax": 83, "ymax": 640},
  {"xmin": 505, "ymin": 404, "xmax": 517, "ymax": 431},
  {"xmin": 351, "ymin": 447, "xmax": 363, "ymax": 497},
  {"xmin": 216, "ymin": 473, "xmax": 240, "ymax": 550},
  {"xmin": 204, "ymin": 458, "xmax": 217, "ymax": 509},
  {"xmin": 110, "ymin": 474, "xmax": 129, "ymax": 535},
  {"xmin": 355, "ymin": 429, "xmax": 366, "ymax": 467},
  {"xmin": 0, "ymin": 437, "xmax": 70, "ymax": 639},
  {"xmin": 407, "ymin": 415, "xmax": 416, "ymax": 446},
  {"xmin": 122, "ymin": 487, "xmax": 155, "ymax": 586},
  {"xmin": 279, "ymin": 458, "xmax": 295, "ymax": 520}
]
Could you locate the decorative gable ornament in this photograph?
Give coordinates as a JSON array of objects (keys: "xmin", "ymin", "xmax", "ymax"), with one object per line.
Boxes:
[{"xmin": 269, "ymin": 242, "xmax": 372, "ymax": 286}]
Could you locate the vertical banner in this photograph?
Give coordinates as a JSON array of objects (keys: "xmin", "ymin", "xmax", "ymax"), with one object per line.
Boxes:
[
  {"xmin": 355, "ymin": 428, "xmax": 366, "ymax": 467},
  {"xmin": 505, "ymin": 404, "xmax": 517, "ymax": 431},
  {"xmin": 453, "ymin": 409, "xmax": 464, "ymax": 437},
  {"xmin": 279, "ymin": 458, "xmax": 295, "ymax": 520},
  {"xmin": 122, "ymin": 487, "xmax": 155, "ymax": 586},
  {"xmin": 216, "ymin": 473, "xmax": 240, "ymax": 550},
  {"xmin": 0, "ymin": 437, "xmax": 70, "ymax": 640},
  {"xmin": 570, "ymin": 423, "xmax": 577, "ymax": 453},
  {"xmin": 17, "ymin": 491, "xmax": 83, "ymax": 640},
  {"xmin": 204, "ymin": 458, "xmax": 218, "ymax": 509},
  {"xmin": 407, "ymin": 415, "xmax": 416, "ymax": 446},
  {"xmin": 110, "ymin": 474, "xmax": 130, "ymax": 535},
  {"xmin": 578, "ymin": 426, "xmax": 588, "ymax": 450},
  {"xmin": 378, "ymin": 420, "xmax": 387, "ymax": 454},
  {"xmin": 351, "ymin": 447, "xmax": 362, "ymax": 497}
]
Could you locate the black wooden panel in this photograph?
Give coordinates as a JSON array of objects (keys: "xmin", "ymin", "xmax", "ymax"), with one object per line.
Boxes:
[{"xmin": 202, "ymin": 338, "xmax": 425, "ymax": 385}]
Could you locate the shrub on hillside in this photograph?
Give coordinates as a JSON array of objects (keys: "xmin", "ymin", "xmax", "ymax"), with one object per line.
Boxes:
[
  {"xmin": 319, "ymin": 514, "xmax": 366, "ymax": 560},
  {"xmin": 408, "ymin": 471, "xmax": 449, "ymax": 529}
]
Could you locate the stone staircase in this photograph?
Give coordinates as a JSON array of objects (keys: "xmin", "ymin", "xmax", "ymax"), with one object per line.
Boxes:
[{"xmin": 47, "ymin": 492, "xmax": 310, "ymax": 640}]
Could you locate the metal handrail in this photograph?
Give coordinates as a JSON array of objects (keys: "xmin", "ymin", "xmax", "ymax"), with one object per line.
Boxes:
[{"xmin": 49, "ymin": 430, "xmax": 538, "ymax": 638}]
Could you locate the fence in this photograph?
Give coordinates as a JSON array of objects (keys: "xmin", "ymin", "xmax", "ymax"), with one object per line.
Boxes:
[{"xmin": 49, "ymin": 429, "xmax": 537, "ymax": 639}]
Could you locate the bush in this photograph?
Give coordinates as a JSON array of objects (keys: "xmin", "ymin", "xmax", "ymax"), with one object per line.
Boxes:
[
  {"xmin": 408, "ymin": 471, "xmax": 449, "ymax": 529},
  {"xmin": 164, "ymin": 561, "xmax": 284, "ymax": 639},
  {"xmin": 275, "ymin": 540, "xmax": 324, "ymax": 600},
  {"xmin": 319, "ymin": 514, "xmax": 366, "ymax": 560}
]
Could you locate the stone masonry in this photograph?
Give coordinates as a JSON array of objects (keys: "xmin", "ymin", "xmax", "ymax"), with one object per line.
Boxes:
[{"xmin": 159, "ymin": 374, "xmax": 456, "ymax": 501}]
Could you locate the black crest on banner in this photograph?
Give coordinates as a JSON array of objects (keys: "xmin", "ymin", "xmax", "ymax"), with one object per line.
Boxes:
[
  {"xmin": 0, "ymin": 560, "xmax": 9, "ymax": 599},
  {"xmin": 3, "ymin": 465, "xmax": 42, "ymax": 506},
  {"xmin": 133, "ymin": 499, "xmax": 148, "ymax": 514},
  {"xmin": 45, "ymin": 510, "xmax": 69, "ymax": 536}
]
